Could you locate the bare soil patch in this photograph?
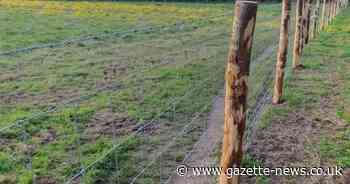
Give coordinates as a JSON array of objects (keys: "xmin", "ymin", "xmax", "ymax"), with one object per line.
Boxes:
[{"xmin": 83, "ymin": 110, "xmax": 139, "ymax": 141}]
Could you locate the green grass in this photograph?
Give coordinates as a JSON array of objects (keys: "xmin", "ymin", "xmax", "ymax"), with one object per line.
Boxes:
[
  {"xmin": 0, "ymin": 1, "xmax": 233, "ymax": 51},
  {"xmin": 307, "ymin": 9, "xmax": 350, "ymax": 168},
  {"xmin": 0, "ymin": 1, "xmax": 285, "ymax": 183}
]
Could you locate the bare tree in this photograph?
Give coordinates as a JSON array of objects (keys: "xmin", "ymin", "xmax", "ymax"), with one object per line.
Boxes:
[
  {"xmin": 219, "ymin": 1, "xmax": 258, "ymax": 184},
  {"xmin": 272, "ymin": 0, "xmax": 291, "ymax": 104}
]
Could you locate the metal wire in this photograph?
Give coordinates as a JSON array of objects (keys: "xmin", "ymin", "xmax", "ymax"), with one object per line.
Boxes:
[
  {"xmin": 0, "ymin": 12, "xmax": 232, "ymax": 57},
  {"xmin": 0, "ymin": 32, "xmax": 229, "ymax": 133},
  {"xmin": 64, "ymin": 69, "xmax": 223, "ymax": 184},
  {"xmin": 129, "ymin": 102, "xmax": 211, "ymax": 184}
]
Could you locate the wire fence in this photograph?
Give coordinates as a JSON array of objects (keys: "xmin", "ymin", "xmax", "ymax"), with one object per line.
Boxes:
[
  {"xmin": 0, "ymin": 31, "xmax": 230, "ymax": 133},
  {"xmin": 0, "ymin": 11, "xmax": 232, "ymax": 57},
  {"xmin": 0, "ymin": 1, "xmax": 287, "ymax": 184}
]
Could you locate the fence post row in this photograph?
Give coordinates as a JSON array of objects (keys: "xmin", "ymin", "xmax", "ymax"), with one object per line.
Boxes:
[
  {"xmin": 292, "ymin": 0, "xmax": 348, "ymax": 70},
  {"xmin": 219, "ymin": 0, "xmax": 258, "ymax": 184},
  {"xmin": 221, "ymin": 0, "xmax": 348, "ymax": 183}
]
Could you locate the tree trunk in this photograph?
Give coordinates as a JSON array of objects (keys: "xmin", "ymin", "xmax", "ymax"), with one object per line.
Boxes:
[
  {"xmin": 219, "ymin": 1, "xmax": 258, "ymax": 184},
  {"xmin": 272, "ymin": 0, "xmax": 291, "ymax": 104},
  {"xmin": 292, "ymin": 0, "xmax": 304, "ymax": 69}
]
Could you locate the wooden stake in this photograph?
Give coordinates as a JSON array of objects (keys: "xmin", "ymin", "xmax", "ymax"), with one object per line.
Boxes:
[
  {"xmin": 219, "ymin": 1, "xmax": 258, "ymax": 184},
  {"xmin": 305, "ymin": 0, "xmax": 313, "ymax": 44},
  {"xmin": 272, "ymin": 0, "xmax": 291, "ymax": 104},
  {"xmin": 320, "ymin": 0, "xmax": 327, "ymax": 30},
  {"xmin": 311, "ymin": 0, "xmax": 320, "ymax": 38},
  {"xmin": 292, "ymin": 0, "xmax": 304, "ymax": 69}
]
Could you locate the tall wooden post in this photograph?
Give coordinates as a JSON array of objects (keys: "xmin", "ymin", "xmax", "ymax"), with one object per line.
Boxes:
[
  {"xmin": 272, "ymin": 0, "xmax": 291, "ymax": 104},
  {"xmin": 326, "ymin": 0, "xmax": 332, "ymax": 25},
  {"xmin": 300, "ymin": 0, "xmax": 306, "ymax": 52},
  {"xmin": 320, "ymin": 0, "xmax": 327, "ymax": 30},
  {"xmin": 219, "ymin": 1, "xmax": 258, "ymax": 184},
  {"xmin": 311, "ymin": 0, "xmax": 320, "ymax": 38},
  {"xmin": 330, "ymin": 0, "xmax": 335, "ymax": 20},
  {"xmin": 335, "ymin": 0, "xmax": 339, "ymax": 15},
  {"xmin": 305, "ymin": 0, "xmax": 313, "ymax": 44},
  {"xmin": 292, "ymin": 0, "xmax": 304, "ymax": 69}
]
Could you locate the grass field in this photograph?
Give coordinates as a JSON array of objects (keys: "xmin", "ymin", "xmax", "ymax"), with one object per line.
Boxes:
[{"xmin": 0, "ymin": 1, "xmax": 283, "ymax": 184}]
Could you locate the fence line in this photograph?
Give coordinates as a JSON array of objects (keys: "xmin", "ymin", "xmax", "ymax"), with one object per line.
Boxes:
[
  {"xmin": 129, "ymin": 102, "xmax": 211, "ymax": 184},
  {"xmin": 64, "ymin": 57, "xmax": 226, "ymax": 183},
  {"xmin": 69, "ymin": 41, "xmax": 280, "ymax": 184},
  {"xmin": 163, "ymin": 42, "xmax": 277, "ymax": 184}
]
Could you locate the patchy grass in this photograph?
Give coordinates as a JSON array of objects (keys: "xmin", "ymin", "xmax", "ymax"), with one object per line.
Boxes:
[
  {"xmin": 0, "ymin": 1, "xmax": 230, "ymax": 50},
  {"xmin": 252, "ymin": 7, "xmax": 350, "ymax": 183},
  {"xmin": 0, "ymin": 1, "xmax": 284, "ymax": 183}
]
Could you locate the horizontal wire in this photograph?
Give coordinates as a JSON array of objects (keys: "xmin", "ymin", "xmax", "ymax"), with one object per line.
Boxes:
[
  {"xmin": 64, "ymin": 65, "xmax": 225, "ymax": 184},
  {"xmin": 0, "ymin": 12, "xmax": 232, "ymax": 57},
  {"xmin": 0, "ymin": 32, "xmax": 229, "ymax": 133},
  {"xmin": 129, "ymin": 102, "xmax": 212, "ymax": 184}
]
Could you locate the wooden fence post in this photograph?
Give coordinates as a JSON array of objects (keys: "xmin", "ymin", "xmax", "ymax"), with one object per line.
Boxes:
[
  {"xmin": 311, "ymin": 0, "xmax": 320, "ymax": 38},
  {"xmin": 320, "ymin": 0, "xmax": 327, "ymax": 30},
  {"xmin": 300, "ymin": 0, "xmax": 306, "ymax": 52},
  {"xmin": 326, "ymin": 0, "xmax": 331, "ymax": 25},
  {"xmin": 219, "ymin": 1, "xmax": 258, "ymax": 184},
  {"xmin": 331, "ymin": 0, "xmax": 335, "ymax": 20},
  {"xmin": 292, "ymin": 0, "xmax": 304, "ymax": 69},
  {"xmin": 305, "ymin": 0, "xmax": 313, "ymax": 44},
  {"xmin": 272, "ymin": 0, "xmax": 291, "ymax": 104}
]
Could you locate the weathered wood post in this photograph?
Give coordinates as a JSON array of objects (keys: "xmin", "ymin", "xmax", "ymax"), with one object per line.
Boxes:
[
  {"xmin": 335, "ymin": 0, "xmax": 339, "ymax": 15},
  {"xmin": 330, "ymin": 0, "xmax": 335, "ymax": 20},
  {"xmin": 300, "ymin": 0, "xmax": 306, "ymax": 52},
  {"xmin": 272, "ymin": 0, "xmax": 291, "ymax": 104},
  {"xmin": 320, "ymin": 0, "xmax": 327, "ymax": 30},
  {"xmin": 219, "ymin": 0, "xmax": 258, "ymax": 184},
  {"xmin": 311, "ymin": 0, "xmax": 320, "ymax": 38},
  {"xmin": 326, "ymin": 0, "xmax": 332, "ymax": 25},
  {"xmin": 292, "ymin": 0, "xmax": 304, "ymax": 69},
  {"xmin": 305, "ymin": 0, "xmax": 313, "ymax": 44}
]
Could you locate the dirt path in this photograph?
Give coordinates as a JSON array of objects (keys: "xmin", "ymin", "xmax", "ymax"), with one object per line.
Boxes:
[{"xmin": 167, "ymin": 93, "xmax": 224, "ymax": 184}]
